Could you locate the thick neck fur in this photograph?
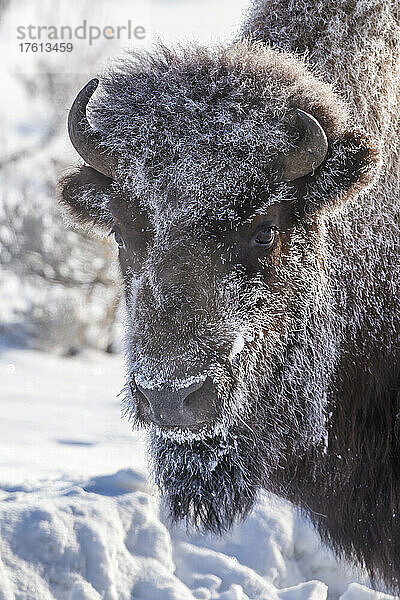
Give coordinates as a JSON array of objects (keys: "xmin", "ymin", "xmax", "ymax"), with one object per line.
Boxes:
[
  {"xmin": 243, "ymin": 0, "xmax": 400, "ymax": 590},
  {"xmin": 241, "ymin": 0, "xmax": 400, "ymax": 142}
]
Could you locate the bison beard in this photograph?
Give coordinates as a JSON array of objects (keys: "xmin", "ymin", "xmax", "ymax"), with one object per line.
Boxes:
[
  {"xmin": 150, "ymin": 427, "xmax": 265, "ymax": 534},
  {"xmin": 149, "ymin": 352, "xmax": 329, "ymax": 534}
]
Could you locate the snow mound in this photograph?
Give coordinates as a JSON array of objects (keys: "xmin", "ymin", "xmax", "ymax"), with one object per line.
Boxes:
[
  {"xmin": 83, "ymin": 468, "xmax": 148, "ymax": 496},
  {"xmin": 338, "ymin": 583, "xmax": 398, "ymax": 600},
  {"xmin": 0, "ymin": 475, "xmax": 182, "ymax": 600},
  {"xmin": 0, "ymin": 470, "xmax": 395, "ymax": 600}
]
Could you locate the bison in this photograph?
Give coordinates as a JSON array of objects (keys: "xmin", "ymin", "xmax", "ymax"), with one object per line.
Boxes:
[{"xmin": 59, "ymin": 0, "xmax": 400, "ymax": 592}]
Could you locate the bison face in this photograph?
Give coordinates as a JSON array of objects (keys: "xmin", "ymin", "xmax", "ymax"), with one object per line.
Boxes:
[{"xmin": 59, "ymin": 43, "xmax": 377, "ymax": 532}]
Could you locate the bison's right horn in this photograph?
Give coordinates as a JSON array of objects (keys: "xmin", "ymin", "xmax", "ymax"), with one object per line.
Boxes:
[
  {"xmin": 68, "ymin": 78, "xmax": 117, "ymax": 179},
  {"xmin": 280, "ymin": 109, "xmax": 328, "ymax": 182}
]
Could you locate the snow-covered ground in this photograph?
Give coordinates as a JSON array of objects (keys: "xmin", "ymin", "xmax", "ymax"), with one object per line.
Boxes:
[{"xmin": 0, "ymin": 345, "xmax": 397, "ymax": 600}]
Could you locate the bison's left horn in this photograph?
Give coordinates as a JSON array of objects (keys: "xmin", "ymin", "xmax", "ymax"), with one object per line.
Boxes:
[
  {"xmin": 280, "ymin": 109, "xmax": 328, "ymax": 182},
  {"xmin": 68, "ymin": 78, "xmax": 117, "ymax": 179}
]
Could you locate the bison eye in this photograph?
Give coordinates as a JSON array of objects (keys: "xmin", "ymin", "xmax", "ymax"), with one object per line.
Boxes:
[
  {"xmin": 251, "ymin": 223, "xmax": 278, "ymax": 249},
  {"xmin": 110, "ymin": 226, "xmax": 125, "ymax": 249}
]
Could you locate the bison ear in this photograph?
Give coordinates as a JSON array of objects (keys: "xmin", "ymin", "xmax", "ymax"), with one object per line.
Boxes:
[
  {"xmin": 297, "ymin": 130, "xmax": 379, "ymax": 214},
  {"xmin": 58, "ymin": 165, "xmax": 114, "ymax": 230}
]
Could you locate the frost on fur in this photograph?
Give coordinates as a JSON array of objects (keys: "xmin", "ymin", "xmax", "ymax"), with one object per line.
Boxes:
[{"xmin": 60, "ymin": 0, "xmax": 400, "ymax": 591}]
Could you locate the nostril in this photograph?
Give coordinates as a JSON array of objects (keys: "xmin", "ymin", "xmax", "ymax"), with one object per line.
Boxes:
[
  {"xmin": 136, "ymin": 386, "xmax": 150, "ymax": 408},
  {"xmin": 182, "ymin": 379, "xmax": 205, "ymax": 398},
  {"xmin": 131, "ymin": 381, "xmax": 153, "ymax": 422},
  {"xmin": 183, "ymin": 377, "xmax": 217, "ymax": 420}
]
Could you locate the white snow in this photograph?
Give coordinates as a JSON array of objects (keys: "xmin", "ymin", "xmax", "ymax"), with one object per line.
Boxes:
[
  {"xmin": 228, "ymin": 333, "xmax": 245, "ymax": 362},
  {"xmin": 0, "ymin": 346, "xmax": 397, "ymax": 600},
  {"xmin": 134, "ymin": 371, "xmax": 207, "ymax": 391}
]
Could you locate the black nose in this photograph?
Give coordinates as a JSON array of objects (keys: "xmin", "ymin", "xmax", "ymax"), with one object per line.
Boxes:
[{"xmin": 135, "ymin": 377, "xmax": 217, "ymax": 429}]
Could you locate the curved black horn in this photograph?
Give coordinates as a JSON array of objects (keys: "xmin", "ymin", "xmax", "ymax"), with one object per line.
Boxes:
[
  {"xmin": 68, "ymin": 78, "xmax": 116, "ymax": 179},
  {"xmin": 280, "ymin": 109, "xmax": 328, "ymax": 182}
]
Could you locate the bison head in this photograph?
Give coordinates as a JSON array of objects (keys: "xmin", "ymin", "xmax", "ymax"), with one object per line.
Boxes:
[{"xmin": 59, "ymin": 43, "xmax": 377, "ymax": 533}]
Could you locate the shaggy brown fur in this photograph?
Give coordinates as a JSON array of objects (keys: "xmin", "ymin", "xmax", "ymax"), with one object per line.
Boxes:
[
  {"xmin": 240, "ymin": 0, "xmax": 400, "ymax": 590},
  {"xmin": 59, "ymin": 0, "xmax": 400, "ymax": 591}
]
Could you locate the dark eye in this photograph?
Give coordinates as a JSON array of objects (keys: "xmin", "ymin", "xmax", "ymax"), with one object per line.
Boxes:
[
  {"xmin": 110, "ymin": 226, "xmax": 125, "ymax": 249},
  {"xmin": 251, "ymin": 224, "xmax": 278, "ymax": 249}
]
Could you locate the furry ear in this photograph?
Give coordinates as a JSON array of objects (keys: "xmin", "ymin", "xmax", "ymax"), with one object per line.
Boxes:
[
  {"xmin": 58, "ymin": 165, "xmax": 114, "ymax": 230},
  {"xmin": 297, "ymin": 130, "xmax": 379, "ymax": 215}
]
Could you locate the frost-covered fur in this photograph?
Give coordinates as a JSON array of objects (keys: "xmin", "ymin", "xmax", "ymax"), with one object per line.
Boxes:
[
  {"xmin": 59, "ymin": 0, "xmax": 400, "ymax": 591},
  {"xmin": 241, "ymin": 0, "xmax": 400, "ymax": 591}
]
